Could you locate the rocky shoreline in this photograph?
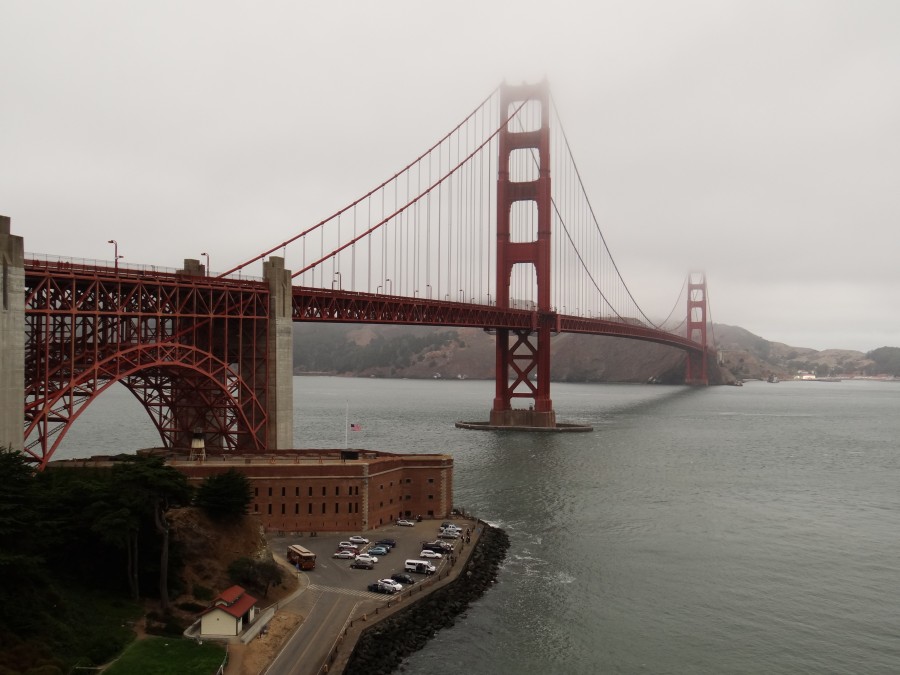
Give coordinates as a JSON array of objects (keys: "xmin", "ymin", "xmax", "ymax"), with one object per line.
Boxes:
[{"xmin": 343, "ymin": 524, "xmax": 510, "ymax": 674}]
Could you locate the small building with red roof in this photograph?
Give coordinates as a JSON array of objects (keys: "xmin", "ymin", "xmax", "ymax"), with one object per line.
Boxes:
[{"xmin": 199, "ymin": 585, "xmax": 258, "ymax": 637}]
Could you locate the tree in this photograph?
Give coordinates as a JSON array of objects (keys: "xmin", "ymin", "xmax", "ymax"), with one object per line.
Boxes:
[
  {"xmin": 0, "ymin": 447, "xmax": 41, "ymax": 579},
  {"xmin": 227, "ymin": 556, "xmax": 284, "ymax": 598},
  {"xmin": 111, "ymin": 456, "xmax": 192, "ymax": 610},
  {"xmin": 195, "ymin": 469, "xmax": 253, "ymax": 522}
]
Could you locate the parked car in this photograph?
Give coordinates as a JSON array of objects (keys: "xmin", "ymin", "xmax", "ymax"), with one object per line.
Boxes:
[
  {"xmin": 396, "ymin": 519, "xmax": 415, "ymax": 527},
  {"xmin": 355, "ymin": 553, "xmax": 379, "ymax": 564},
  {"xmin": 368, "ymin": 546, "xmax": 389, "ymax": 556},
  {"xmin": 378, "ymin": 578, "xmax": 403, "ymax": 592},
  {"xmin": 338, "ymin": 541, "xmax": 360, "ymax": 550},
  {"xmin": 375, "ymin": 539, "xmax": 397, "ymax": 548},
  {"xmin": 405, "ymin": 559, "xmax": 436, "ymax": 575},
  {"xmin": 367, "ymin": 582, "xmax": 393, "ymax": 594},
  {"xmin": 422, "ymin": 543, "xmax": 452, "ymax": 555},
  {"xmin": 351, "ymin": 559, "xmax": 374, "ymax": 570},
  {"xmin": 333, "ymin": 550, "xmax": 355, "ymax": 559},
  {"xmin": 349, "ymin": 535, "xmax": 370, "ymax": 544},
  {"xmin": 438, "ymin": 531, "xmax": 460, "ymax": 539},
  {"xmin": 419, "ymin": 549, "xmax": 443, "ymax": 559},
  {"xmin": 439, "ymin": 525, "xmax": 462, "ymax": 534},
  {"xmin": 390, "ymin": 573, "xmax": 415, "ymax": 585},
  {"xmin": 423, "ymin": 540, "xmax": 453, "ymax": 551}
]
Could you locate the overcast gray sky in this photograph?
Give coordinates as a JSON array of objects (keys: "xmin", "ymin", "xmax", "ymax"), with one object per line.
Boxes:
[{"xmin": 1, "ymin": 1, "xmax": 897, "ymax": 352}]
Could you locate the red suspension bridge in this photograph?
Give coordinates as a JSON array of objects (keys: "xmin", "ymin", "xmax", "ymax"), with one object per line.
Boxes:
[{"xmin": 0, "ymin": 81, "xmax": 715, "ymax": 469}]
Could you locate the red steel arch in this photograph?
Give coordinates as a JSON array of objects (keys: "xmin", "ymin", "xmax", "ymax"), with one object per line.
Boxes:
[{"xmin": 24, "ymin": 259, "xmax": 271, "ymax": 468}]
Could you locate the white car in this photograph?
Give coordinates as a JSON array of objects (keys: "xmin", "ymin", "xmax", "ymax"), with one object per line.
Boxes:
[
  {"xmin": 355, "ymin": 553, "xmax": 379, "ymax": 564},
  {"xmin": 332, "ymin": 550, "xmax": 355, "ymax": 559},
  {"xmin": 419, "ymin": 549, "xmax": 443, "ymax": 559},
  {"xmin": 396, "ymin": 519, "xmax": 415, "ymax": 527},
  {"xmin": 378, "ymin": 578, "xmax": 403, "ymax": 592},
  {"xmin": 338, "ymin": 541, "xmax": 360, "ymax": 550},
  {"xmin": 349, "ymin": 535, "xmax": 370, "ymax": 544}
]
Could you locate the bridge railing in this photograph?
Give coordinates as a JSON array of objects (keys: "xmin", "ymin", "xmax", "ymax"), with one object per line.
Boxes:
[{"xmin": 24, "ymin": 252, "xmax": 264, "ymax": 283}]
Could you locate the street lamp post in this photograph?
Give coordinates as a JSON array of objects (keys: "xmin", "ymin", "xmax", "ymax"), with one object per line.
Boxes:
[
  {"xmin": 107, "ymin": 239, "xmax": 122, "ymax": 271},
  {"xmin": 385, "ymin": 278, "xmax": 392, "ymax": 295},
  {"xmin": 201, "ymin": 252, "xmax": 210, "ymax": 276},
  {"xmin": 332, "ymin": 272, "xmax": 342, "ymax": 290}
]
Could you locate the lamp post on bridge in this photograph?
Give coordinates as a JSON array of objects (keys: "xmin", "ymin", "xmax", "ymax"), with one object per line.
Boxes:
[
  {"xmin": 107, "ymin": 239, "xmax": 122, "ymax": 271},
  {"xmin": 332, "ymin": 272, "xmax": 342, "ymax": 290},
  {"xmin": 385, "ymin": 278, "xmax": 392, "ymax": 295},
  {"xmin": 426, "ymin": 284, "xmax": 432, "ymax": 299},
  {"xmin": 201, "ymin": 252, "xmax": 209, "ymax": 276}
]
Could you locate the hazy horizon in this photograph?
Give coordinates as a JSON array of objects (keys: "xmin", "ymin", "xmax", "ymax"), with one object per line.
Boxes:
[{"xmin": 2, "ymin": 1, "xmax": 897, "ymax": 352}]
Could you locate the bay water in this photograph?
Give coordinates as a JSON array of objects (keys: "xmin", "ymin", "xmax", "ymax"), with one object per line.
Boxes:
[{"xmin": 58, "ymin": 377, "xmax": 900, "ymax": 674}]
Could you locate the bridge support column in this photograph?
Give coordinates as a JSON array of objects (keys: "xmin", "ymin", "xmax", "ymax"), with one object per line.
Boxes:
[
  {"xmin": 685, "ymin": 272, "xmax": 709, "ymax": 386},
  {"xmin": 0, "ymin": 216, "xmax": 24, "ymax": 452},
  {"xmin": 264, "ymin": 257, "xmax": 294, "ymax": 450},
  {"xmin": 489, "ymin": 81, "xmax": 557, "ymax": 429}
]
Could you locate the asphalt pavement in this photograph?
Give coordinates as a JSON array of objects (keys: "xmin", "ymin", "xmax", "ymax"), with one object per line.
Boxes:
[{"xmin": 262, "ymin": 518, "xmax": 476, "ymax": 675}]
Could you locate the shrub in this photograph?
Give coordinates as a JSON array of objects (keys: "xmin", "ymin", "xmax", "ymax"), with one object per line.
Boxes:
[
  {"xmin": 192, "ymin": 584, "xmax": 214, "ymax": 601},
  {"xmin": 176, "ymin": 602, "xmax": 206, "ymax": 614}
]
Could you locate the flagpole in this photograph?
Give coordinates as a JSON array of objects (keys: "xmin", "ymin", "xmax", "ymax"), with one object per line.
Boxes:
[{"xmin": 345, "ymin": 400, "xmax": 349, "ymax": 449}]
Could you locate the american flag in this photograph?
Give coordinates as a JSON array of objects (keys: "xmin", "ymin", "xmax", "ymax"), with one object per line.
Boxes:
[{"xmin": 350, "ymin": 423, "xmax": 361, "ymax": 431}]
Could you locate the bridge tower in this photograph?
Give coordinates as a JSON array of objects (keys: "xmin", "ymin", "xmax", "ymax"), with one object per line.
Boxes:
[
  {"xmin": 685, "ymin": 272, "xmax": 709, "ymax": 385},
  {"xmin": 0, "ymin": 216, "xmax": 25, "ymax": 451},
  {"xmin": 263, "ymin": 256, "xmax": 294, "ymax": 450},
  {"xmin": 490, "ymin": 81, "xmax": 557, "ymax": 428}
]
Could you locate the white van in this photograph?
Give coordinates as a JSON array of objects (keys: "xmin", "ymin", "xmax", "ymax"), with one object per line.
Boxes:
[{"xmin": 405, "ymin": 559, "xmax": 436, "ymax": 575}]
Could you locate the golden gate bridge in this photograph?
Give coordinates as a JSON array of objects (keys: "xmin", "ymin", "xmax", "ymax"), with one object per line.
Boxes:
[{"xmin": 0, "ymin": 81, "xmax": 714, "ymax": 469}]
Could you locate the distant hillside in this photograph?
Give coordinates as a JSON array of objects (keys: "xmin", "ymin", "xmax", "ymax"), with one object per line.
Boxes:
[
  {"xmin": 293, "ymin": 322, "xmax": 899, "ymax": 383},
  {"xmin": 712, "ymin": 324, "xmax": 898, "ymax": 380},
  {"xmin": 293, "ymin": 323, "xmax": 705, "ymax": 384}
]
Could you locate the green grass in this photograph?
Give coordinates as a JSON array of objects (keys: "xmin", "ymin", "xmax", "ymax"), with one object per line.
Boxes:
[{"xmin": 103, "ymin": 637, "xmax": 227, "ymax": 675}]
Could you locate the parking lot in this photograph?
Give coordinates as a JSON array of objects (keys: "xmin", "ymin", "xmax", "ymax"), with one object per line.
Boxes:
[
  {"xmin": 269, "ymin": 518, "xmax": 474, "ymax": 597},
  {"xmin": 256, "ymin": 518, "xmax": 481, "ymax": 675}
]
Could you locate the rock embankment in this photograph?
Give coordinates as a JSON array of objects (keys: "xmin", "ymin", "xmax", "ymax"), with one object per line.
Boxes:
[{"xmin": 344, "ymin": 524, "xmax": 510, "ymax": 674}]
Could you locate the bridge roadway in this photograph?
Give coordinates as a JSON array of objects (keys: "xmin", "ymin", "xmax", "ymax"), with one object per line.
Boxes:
[{"xmin": 238, "ymin": 518, "xmax": 481, "ymax": 675}]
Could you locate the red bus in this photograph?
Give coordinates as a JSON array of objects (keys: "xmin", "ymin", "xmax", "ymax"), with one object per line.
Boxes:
[{"xmin": 287, "ymin": 544, "xmax": 316, "ymax": 570}]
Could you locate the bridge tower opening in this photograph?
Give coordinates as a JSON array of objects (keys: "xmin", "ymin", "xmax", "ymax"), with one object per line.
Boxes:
[{"xmin": 490, "ymin": 81, "xmax": 557, "ymax": 429}]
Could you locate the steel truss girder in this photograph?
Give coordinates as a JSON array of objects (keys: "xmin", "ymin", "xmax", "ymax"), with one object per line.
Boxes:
[
  {"xmin": 24, "ymin": 263, "xmax": 271, "ymax": 467},
  {"xmin": 292, "ymin": 288, "xmax": 540, "ymax": 329}
]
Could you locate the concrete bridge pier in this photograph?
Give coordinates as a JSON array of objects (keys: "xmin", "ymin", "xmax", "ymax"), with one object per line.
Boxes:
[
  {"xmin": 264, "ymin": 256, "xmax": 294, "ymax": 450},
  {"xmin": 0, "ymin": 216, "xmax": 24, "ymax": 452}
]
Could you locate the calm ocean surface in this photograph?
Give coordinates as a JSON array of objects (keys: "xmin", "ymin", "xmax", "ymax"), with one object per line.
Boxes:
[{"xmin": 58, "ymin": 377, "xmax": 900, "ymax": 674}]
